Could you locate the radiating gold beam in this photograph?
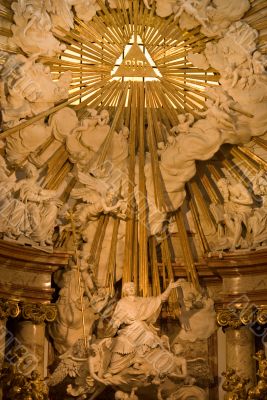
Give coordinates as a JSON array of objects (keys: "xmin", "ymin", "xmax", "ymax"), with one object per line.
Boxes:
[
  {"xmin": 175, "ymin": 209, "xmax": 201, "ymax": 291},
  {"xmin": 123, "ymin": 82, "xmax": 137, "ymax": 285},
  {"xmin": 0, "ymin": 83, "xmax": 100, "ymax": 139},
  {"xmin": 106, "ymin": 218, "xmax": 120, "ymax": 296},
  {"xmin": 138, "ymin": 82, "xmax": 148, "ymax": 297},
  {"xmin": 97, "ymin": 81, "xmax": 129, "ymax": 166},
  {"xmin": 149, "ymin": 236, "xmax": 161, "ymax": 296},
  {"xmin": 187, "ymin": 185, "xmax": 211, "ymax": 254}
]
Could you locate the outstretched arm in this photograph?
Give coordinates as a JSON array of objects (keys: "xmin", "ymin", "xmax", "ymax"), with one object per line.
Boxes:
[{"xmin": 161, "ymin": 280, "xmax": 181, "ymax": 302}]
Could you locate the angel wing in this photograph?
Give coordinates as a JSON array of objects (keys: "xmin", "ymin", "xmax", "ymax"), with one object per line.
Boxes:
[
  {"xmin": 76, "ymin": 170, "xmax": 110, "ymax": 197},
  {"xmin": 71, "ymin": 187, "xmax": 101, "ymax": 204}
]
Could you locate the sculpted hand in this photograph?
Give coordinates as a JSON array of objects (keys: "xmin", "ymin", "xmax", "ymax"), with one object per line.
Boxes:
[
  {"xmin": 161, "ymin": 279, "xmax": 181, "ymax": 301},
  {"xmin": 168, "ymin": 279, "xmax": 181, "ymax": 290}
]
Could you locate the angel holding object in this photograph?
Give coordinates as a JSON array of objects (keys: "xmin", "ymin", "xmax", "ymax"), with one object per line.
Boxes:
[{"xmin": 71, "ymin": 170, "xmax": 127, "ymax": 222}]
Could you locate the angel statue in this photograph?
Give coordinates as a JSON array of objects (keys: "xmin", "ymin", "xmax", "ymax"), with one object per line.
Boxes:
[
  {"xmin": 173, "ymin": 0, "xmax": 209, "ymax": 27},
  {"xmin": 69, "ymin": 171, "xmax": 127, "ymax": 229}
]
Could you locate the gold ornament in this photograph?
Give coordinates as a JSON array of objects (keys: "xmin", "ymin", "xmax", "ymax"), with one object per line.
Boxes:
[
  {"xmin": 217, "ymin": 307, "xmax": 267, "ymax": 329},
  {"xmin": 247, "ymin": 350, "xmax": 267, "ymax": 399},
  {"xmin": 222, "ymin": 369, "xmax": 249, "ymax": 400},
  {"xmin": 21, "ymin": 304, "xmax": 57, "ymax": 324},
  {"xmin": 0, "ymin": 298, "xmax": 20, "ymax": 320},
  {"xmin": 217, "ymin": 309, "xmax": 242, "ymax": 329},
  {"xmin": 0, "ymin": 349, "xmax": 49, "ymax": 400}
]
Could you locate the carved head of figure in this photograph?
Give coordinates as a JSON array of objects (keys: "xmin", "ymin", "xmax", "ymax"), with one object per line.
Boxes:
[
  {"xmin": 98, "ymin": 109, "xmax": 110, "ymax": 126},
  {"xmin": 122, "ymin": 126, "xmax": 130, "ymax": 138},
  {"xmin": 167, "ymin": 135, "xmax": 175, "ymax": 145},
  {"xmin": 122, "ymin": 282, "xmax": 136, "ymax": 297},
  {"xmin": 106, "ymin": 189, "xmax": 117, "ymax": 206},
  {"xmin": 115, "ymin": 391, "xmax": 129, "ymax": 400},
  {"xmin": 158, "ymin": 141, "xmax": 165, "ymax": 150}
]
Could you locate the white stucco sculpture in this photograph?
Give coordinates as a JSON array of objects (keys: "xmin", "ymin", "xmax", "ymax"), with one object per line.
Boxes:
[
  {"xmin": 210, "ymin": 178, "xmax": 253, "ymax": 251},
  {"xmin": 16, "ymin": 164, "xmax": 63, "ymax": 245},
  {"xmin": 47, "ymin": 279, "xmax": 210, "ymax": 398},
  {"xmin": 190, "ymin": 22, "xmax": 267, "ymax": 138},
  {"xmin": 0, "ymin": 164, "xmax": 64, "ymax": 246},
  {"xmin": 0, "ymin": 54, "xmax": 71, "ymax": 128},
  {"xmin": 70, "ymin": 171, "xmax": 127, "ymax": 224},
  {"xmin": 115, "ymin": 388, "xmax": 138, "ymax": 400},
  {"xmin": 248, "ymin": 170, "xmax": 267, "ymax": 248},
  {"xmin": 97, "ymin": 280, "xmax": 183, "ymax": 380},
  {"xmin": 158, "ymin": 385, "xmax": 207, "ymax": 400},
  {"xmin": 49, "ymin": 257, "xmax": 96, "ymax": 354},
  {"xmin": 153, "ymin": 0, "xmax": 250, "ymax": 38},
  {"xmin": 5, "ymin": 119, "xmax": 52, "ymax": 166},
  {"xmin": 10, "ymin": 0, "xmax": 66, "ymax": 56}
]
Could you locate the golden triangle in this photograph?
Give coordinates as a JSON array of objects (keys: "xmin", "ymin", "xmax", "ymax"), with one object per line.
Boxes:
[{"xmin": 114, "ymin": 42, "xmax": 158, "ymax": 78}]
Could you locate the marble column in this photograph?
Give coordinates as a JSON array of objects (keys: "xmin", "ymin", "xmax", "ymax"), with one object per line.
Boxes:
[
  {"xmin": 0, "ymin": 318, "xmax": 6, "ymax": 371},
  {"xmin": 226, "ymin": 326, "xmax": 256, "ymax": 385},
  {"xmin": 0, "ymin": 320, "xmax": 5, "ymax": 400},
  {"xmin": 15, "ymin": 321, "xmax": 46, "ymax": 378}
]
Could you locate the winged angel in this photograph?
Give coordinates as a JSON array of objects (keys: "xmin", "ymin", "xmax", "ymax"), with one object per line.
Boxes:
[{"xmin": 66, "ymin": 171, "xmax": 127, "ymax": 234}]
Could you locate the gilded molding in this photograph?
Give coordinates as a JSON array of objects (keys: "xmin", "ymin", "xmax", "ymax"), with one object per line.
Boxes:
[
  {"xmin": 0, "ymin": 298, "xmax": 20, "ymax": 320},
  {"xmin": 21, "ymin": 303, "xmax": 57, "ymax": 324},
  {"xmin": 0, "ymin": 298, "xmax": 57, "ymax": 323},
  {"xmin": 217, "ymin": 306, "xmax": 267, "ymax": 328},
  {"xmin": 256, "ymin": 307, "xmax": 267, "ymax": 326}
]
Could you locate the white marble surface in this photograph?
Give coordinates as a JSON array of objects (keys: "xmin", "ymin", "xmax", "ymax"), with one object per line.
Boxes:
[
  {"xmin": 15, "ymin": 321, "xmax": 46, "ymax": 378},
  {"xmin": 226, "ymin": 326, "xmax": 256, "ymax": 384}
]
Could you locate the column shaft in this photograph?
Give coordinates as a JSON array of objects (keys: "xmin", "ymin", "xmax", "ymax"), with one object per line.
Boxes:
[
  {"xmin": 226, "ymin": 326, "xmax": 256, "ymax": 385},
  {"xmin": 15, "ymin": 321, "xmax": 46, "ymax": 378}
]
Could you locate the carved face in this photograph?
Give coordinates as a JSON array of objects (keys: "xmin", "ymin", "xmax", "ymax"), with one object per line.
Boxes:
[
  {"xmin": 98, "ymin": 110, "xmax": 109, "ymax": 125},
  {"xmin": 123, "ymin": 282, "xmax": 136, "ymax": 296}
]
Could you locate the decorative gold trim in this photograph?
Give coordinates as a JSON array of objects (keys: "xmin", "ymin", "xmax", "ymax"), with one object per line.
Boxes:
[
  {"xmin": 0, "ymin": 298, "xmax": 20, "ymax": 320},
  {"xmin": 21, "ymin": 303, "xmax": 57, "ymax": 324},
  {"xmin": 217, "ymin": 306, "xmax": 267, "ymax": 328}
]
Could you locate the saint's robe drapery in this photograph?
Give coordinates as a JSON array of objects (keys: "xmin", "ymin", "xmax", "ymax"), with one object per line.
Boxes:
[{"xmin": 107, "ymin": 296, "xmax": 176, "ymax": 376}]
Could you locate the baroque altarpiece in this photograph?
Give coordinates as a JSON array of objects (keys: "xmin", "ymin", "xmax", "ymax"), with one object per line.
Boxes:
[{"xmin": 0, "ymin": 0, "xmax": 267, "ymax": 399}]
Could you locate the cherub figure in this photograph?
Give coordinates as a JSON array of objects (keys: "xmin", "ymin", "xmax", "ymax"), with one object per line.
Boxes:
[
  {"xmin": 10, "ymin": 0, "xmax": 65, "ymax": 56},
  {"xmin": 173, "ymin": 0, "xmax": 209, "ymax": 28},
  {"xmin": 171, "ymin": 113, "xmax": 194, "ymax": 135}
]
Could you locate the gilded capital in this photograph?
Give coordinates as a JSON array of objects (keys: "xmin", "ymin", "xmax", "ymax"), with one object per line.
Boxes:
[
  {"xmin": 217, "ymin": 306, "xmax": 267, "ymax": 329},
  {"xmin": 21, "ymin": 303, "xmax": 57, "ymax": 324},
  {"xmin": 0, "ymin": 298, "xmax": 20, "ymax": 320},
  {"xmin": 217, "ymin": 309, "xmax": 243, "ymax": 329}
]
